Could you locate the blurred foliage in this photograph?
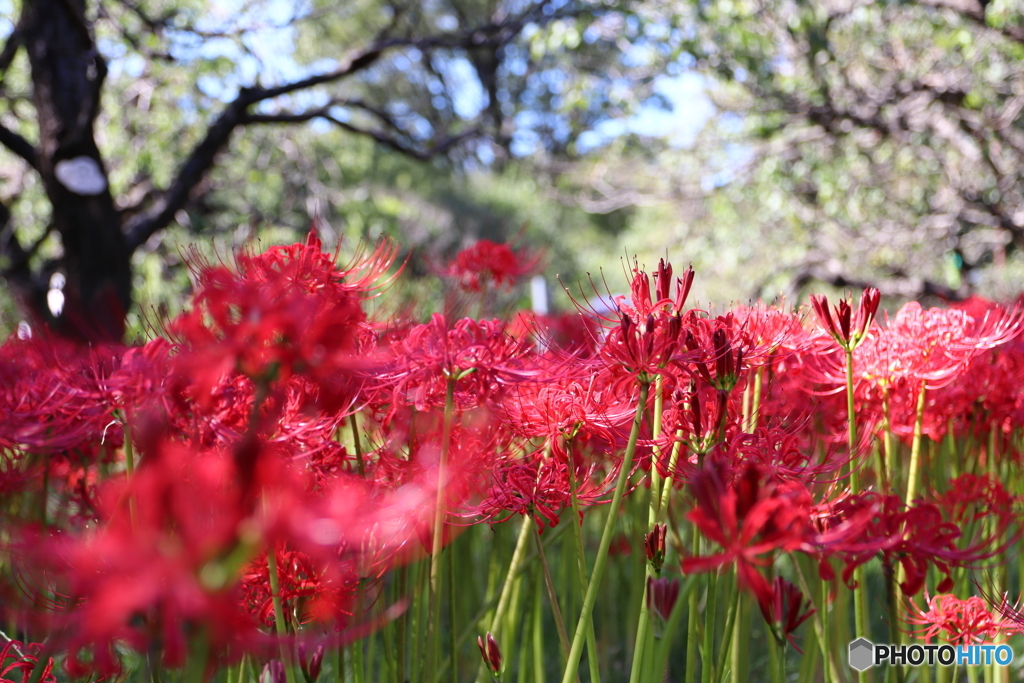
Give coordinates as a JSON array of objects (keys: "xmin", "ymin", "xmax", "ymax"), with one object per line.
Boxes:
[
  {"xmin": 560, "ymin": 0, "xmax": 1024, "ymax": 305},
  {"xmin": 4, "ymin": 0, "xmax": 1024, "ymax": 339}
]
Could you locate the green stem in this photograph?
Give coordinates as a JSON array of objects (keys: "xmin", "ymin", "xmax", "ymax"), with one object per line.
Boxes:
[
  {"xmin": 533, "ymin": 524, "xmax": 573, "ymax": 667},
  {"xmin": 904, "ymin": 383, "xmax": 928, "ymax": 507},
  {"xmin": 448, "ymin": 543, "xmax": 458, "ymax": 683},
  {"xmin": 767, "ymin": 633, "xmax": 783, "ymax": 683},
  {"xmin": 427, "ymin": 379, "xmax": 457, "ymax": 680},
  {"xmin": 630, "ymin": 378, "xmax": 666, "ymax": 683},
  {"xmin": 701, "ymin": 571, "xmax": 719, "ymax": 683},
  {"xmin": 685, "ymin": 525, "xmax": 700, "ymax": 683},
  {"xmin": 845, "ymin": 348, "xmax": 859, "ymax": 495},
  {"xmin": 560, "ymin": 381, "xmax": 650, "ymax": 683},
  {"xmin": 532, "ymin": 570, "xmax": 546, "ymax": 683},
  {"xmin": 567, "ymin": 459, "xmax": 601, "ymax": 683},
  {"xmin": 396, "ymin": 564, "xmax": 407, "ymax": 683},
  {"xmin": 717, "ymin": 573, "xmax": 741, "ymax": 683},
  {"xmin": 267, "ymin": 547, "xmax": 298, "ymax": 683}
]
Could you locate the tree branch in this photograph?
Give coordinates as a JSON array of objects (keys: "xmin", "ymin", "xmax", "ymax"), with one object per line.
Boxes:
[
  {"xmin": 776, "ymin": 264, "xmax": 969, "ymax": 303},
  {"xmin": 121, "ymin": 4, "xmax": 569, "ymax": 251},
  {"xmin": 0, "ymin": 121, "xmax": 38, "ymax": 169},
  {"xmin": 242, "ymin": 108, "xmax": 479, "ymax": 161},
  {"xmin": 913, "ymin": 0, "xmax": 1024, "ymax": 45}
]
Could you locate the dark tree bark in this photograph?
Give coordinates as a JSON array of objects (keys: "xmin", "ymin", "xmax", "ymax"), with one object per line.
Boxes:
[{"xmin": 19, "ymin": 0, "xmax": 131, "ymax": 342}]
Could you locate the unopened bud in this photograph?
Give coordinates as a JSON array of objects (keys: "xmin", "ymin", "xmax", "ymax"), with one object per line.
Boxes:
[
  {"xmin": 299, "ymin": 643, "xmax": 324, "ymax": 682},
  {"xmin": 647, "ymin": 576, "xmax": 681, "ymax": 620},
  {"xmin": 656, "ymin": 259, "xmax": 673, "ymax": 302},
  {"xmin": 644, "ymin": 523, "xmax": 667, "ymax": 572},
  {"xmin": 261, "ymin": 661, "xmax": 286, "ymax": 683},
  {"xmin": 477, "ymin": 631, "xmax": 502, "ymax": 676}
]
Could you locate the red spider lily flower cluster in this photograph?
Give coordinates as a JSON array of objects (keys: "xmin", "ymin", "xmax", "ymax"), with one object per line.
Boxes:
[
  {"xmin": 905, "ymin": 592, "xmax": 1013, "ymax": 645},
  {"xmin": 2, "ymin": 234, "xmax": 1024, "ymax": 681},
  {"xmin": 442, "ymin": 239, "xmax": 542, "ymax": 292}
]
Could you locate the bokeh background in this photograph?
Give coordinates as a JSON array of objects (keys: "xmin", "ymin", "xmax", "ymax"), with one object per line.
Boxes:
[{"xmin": 2, "ymin": 0, "xmax": 1024, "ymax": 339}]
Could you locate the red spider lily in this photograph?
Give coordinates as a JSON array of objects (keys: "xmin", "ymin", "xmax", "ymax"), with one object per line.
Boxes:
[
  {"xmin": 0, "ymin": 639, "xmax": 56, "ymax": 683},
  {"xmin": 0, "ymin": 334, "xmax": 123, "ymax": 456},
  {"xmin": 442, "ymin": 239, "xmax": 542, "ymax": 292},
  {"xmin": 507, "ymin": 311, "xmax": 602, "ymax": 357},
  {"xmin": 810, "ymin": 287, "xmax": 880, "ymax": 351},
  {"xmin": 760, "ymin": 577, "xmax": 815, "ymax": 652},
  {"xmin": 931, "ymin": 474, "xmax": 1017, "ymax": 528},
  {"xmin": 681, "ymin": 459, "xmax": 813, "ymax": 609},
  {"xmin": 473, "ymin": 453, "xmax": 572, "ymax": 530},
  {"xmin": 379, "ymin": 314, "xmax": 534, "ymax": 416},
  {"xmin": 239, "ymin": 545, "xmax": 356, "ymax": 629},
  {"xmin": 20, "ymin": 445, "xmax": 259, "ymax": 674},
  {"xmin": 681, "ymin": 312, "xmax": 789, "ymax": 395},
  {"xmin": 568, "ymin": 262, "xmax": 695, "ymax": 389},
  {"xmin": 729, "ymin": 302, "xmax": 809, "ymax": 363},
  {"xmin": 827, "ymin": 493, "xmax": 1018, "ymax": 597},
  {"xmin": 607, "ymin": 260, "xmax": 694, "ymax": 324},
  {"xmin": 471, "ymin": 436, "xmax": 626, "ymax": 531},
  {"xmin": 499, "ymin": 369, "xmax": 636, "ymax": 444},
  {"xmin": 169, "ymin": 231, "xmax": 391, "ymax": 410},
  {"xmin": 652, "ymin": 383, "xmax": 734, "ymax": 479},
  {"xmin": 858, "ymin": 302, "xmax": 1018, "ymax": 394},
  {"xmin": 905, "ymin": 591, "xmax": 1011, "ymax": 645},
  {"xmin": 715, "ymin": 425, "xmax": 849, "ymax": 486}
]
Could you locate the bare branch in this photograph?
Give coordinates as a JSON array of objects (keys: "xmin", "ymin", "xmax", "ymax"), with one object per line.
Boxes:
[
  {"xmin": 0, "ymin": 26, "xmax": 22, "ymax": 80},
  {"xmin": 777, "ymin": 263, "xmax": 970, "ymax": 303},
  {"xmin": 123, "ymin": 94, "xmax": 249, "ymax": 250},
  {"xmin": 0, "ymin": 121, "xmax": 38, "ymax": 169},
  {"xmin": 242, "ymin": 108, "xmax": 479, "ymax": 161},
  {"xmin": 122, "ymin": 3, "xmax": 576, "ymax": 251}
]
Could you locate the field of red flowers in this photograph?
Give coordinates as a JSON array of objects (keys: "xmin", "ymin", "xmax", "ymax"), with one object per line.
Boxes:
[{"xmin": 1, "ymin": 232, "xmax": 1023, "ymax": 683}]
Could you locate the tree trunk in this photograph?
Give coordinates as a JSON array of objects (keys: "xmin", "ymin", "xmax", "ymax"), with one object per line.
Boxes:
[{"xmin": 20, "ymin": 0, "xmax": 131, "ymax": 342}]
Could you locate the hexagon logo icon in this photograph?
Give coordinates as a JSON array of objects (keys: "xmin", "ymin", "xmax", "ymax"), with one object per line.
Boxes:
[{"xmin": 849, "ymin": 638, "xmax": 874, "ymax": 672}]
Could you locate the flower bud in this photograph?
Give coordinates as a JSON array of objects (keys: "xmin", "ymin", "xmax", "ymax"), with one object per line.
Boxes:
[
  {"xmin": 646, "ymin": 576, "xmax": 680, "ymax": 620},
  {"xmin": 299, "ymin": 643, "xmax": 324, "ymax": 682},
  {"xmin": 477, "ymin": 631, "xmax": 502, "ymax": 676},
  {"xmin": 644, "ymin": 523, "xmax": 667, "ymax": 572},
  {"xmin": 261, "ymin": 660, "xmax": 286, "ymax": 683}
]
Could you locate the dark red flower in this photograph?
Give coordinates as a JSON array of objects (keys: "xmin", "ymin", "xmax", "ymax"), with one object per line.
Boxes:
[
  {"xmin": 681, "ymin": 459, "xmax": 813, "ymax": 609},
  {"xmin": 760, "ymin": 577, "xmax": 815, "ymax": 652},
  {"xmin": 810, "ymin": 287, "xmax": 880, "ymax": 351}
]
